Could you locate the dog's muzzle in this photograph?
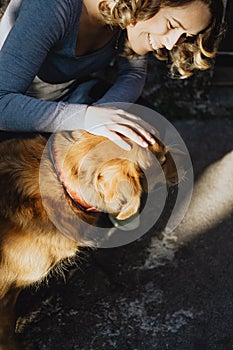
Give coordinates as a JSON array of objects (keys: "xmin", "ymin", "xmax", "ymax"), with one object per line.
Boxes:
[{"xmin": 108, "ymin": 211, "xmax": 140, "ymax": 231}]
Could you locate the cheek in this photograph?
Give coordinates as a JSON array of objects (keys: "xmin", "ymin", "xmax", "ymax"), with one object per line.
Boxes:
[
  {"xmin": 127, "ymin": 26, "xmax": 141, "ymax": 43},
  {"xmin": 147, "ymin": 22, "xmax": 168, "ymax": 36},
  {"xmin": 126, "ymin": 27, "xmax": 144, "ymax": 53},
  {"xmin": 141, "ymin": 13, "xmax": 168, "ymax": 35}
]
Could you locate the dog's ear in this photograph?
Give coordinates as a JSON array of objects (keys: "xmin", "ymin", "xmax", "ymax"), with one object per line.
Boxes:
[{"xmin": 95, "ymin": 159, "xmax": 142, "ymax": 220}]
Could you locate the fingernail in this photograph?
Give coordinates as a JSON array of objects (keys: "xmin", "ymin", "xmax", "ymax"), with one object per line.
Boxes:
[
  {"xmin": 123, "ymin": 143, "xmax": 132, "ymax": 151},
  {"xmin": 142, "ymin": 141, "xmax": 148, "ymax": 147},
  {"xmin": 150, "ymin": 138, "xmax": 156, "ymax": 144}
]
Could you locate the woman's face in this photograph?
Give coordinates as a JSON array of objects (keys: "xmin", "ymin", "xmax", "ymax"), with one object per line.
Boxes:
[{"xmin": 126, "ymin": 0, "xmax": 212, "ymax": 55}]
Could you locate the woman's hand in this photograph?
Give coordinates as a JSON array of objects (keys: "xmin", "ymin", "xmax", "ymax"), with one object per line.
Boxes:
[{"xmin": 84, "ymin": 106, "xmax": 156, "ymax": 151}]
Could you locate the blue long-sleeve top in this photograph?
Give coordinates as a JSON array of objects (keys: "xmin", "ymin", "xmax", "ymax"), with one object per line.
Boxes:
[{"xmin": 0, "ymin": 0, "xmax": 148, "ymax": 132}]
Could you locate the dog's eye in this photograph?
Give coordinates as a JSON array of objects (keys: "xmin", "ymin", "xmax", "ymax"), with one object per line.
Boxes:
[{"xmin": 120, "ymin": 198, "xmax": 127, "ymax": 206}]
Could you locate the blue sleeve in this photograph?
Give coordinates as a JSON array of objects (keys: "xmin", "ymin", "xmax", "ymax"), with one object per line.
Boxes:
[
  {"xmin": 0, "ymin": 0, "xmax": 87, "ymax": 132},
  {"xmin": 94, "ymin": 54, "xmax": 148, "ymax": 105}
]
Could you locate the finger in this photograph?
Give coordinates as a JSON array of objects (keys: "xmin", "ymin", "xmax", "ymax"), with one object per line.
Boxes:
[
  {"xmin": 128, "ymin": 117, "xmax": 158, "ymax": 137},
  {"xmin": 113, "ymin": 113, "xmax": 156, "ymax": 141},
  {"xmin": 132, "ymin": 123, "xmax": 156, "ymax": 144},
  {"xmin": 118, "ymin": 110, "xmax": 156, "ymax": 133},
  {"xmin": 109, "ymin": 124, "xmax": 151, "ymax": 148},
  {"xmin": 102, "ymin": 129, "xmax": 132, "ymax": 151},
  {"xmin": 112, "ymin": 117, "xmax": 156, "ymax": 145},
  {"xmin": 115, "ymin": 109, "xmax": 141, "ymax": 121}
]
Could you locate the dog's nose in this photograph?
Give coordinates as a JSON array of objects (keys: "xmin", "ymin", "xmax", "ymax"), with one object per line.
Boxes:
[{"xmin": 108, "ymin": 212, "xmax": 140, "ymax": 231}]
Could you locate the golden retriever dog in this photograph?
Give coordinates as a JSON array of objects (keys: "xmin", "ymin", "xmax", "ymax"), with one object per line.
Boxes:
[{"xmin": 0, "ymin": 129, "xmax": 179, "ymax": 349}]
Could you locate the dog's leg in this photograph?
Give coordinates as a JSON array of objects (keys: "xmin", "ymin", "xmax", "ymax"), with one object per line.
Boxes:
[
  {"xmin": 0, "ymin": 224, "xmax": 49, "ymax": 350},
  {"xmin": 0, "ymin": 214, "xmax": 78, "ymax": 349},
  {"xmin": 0, "ymin": 285, "xmax": 22, "ymax": 350}
]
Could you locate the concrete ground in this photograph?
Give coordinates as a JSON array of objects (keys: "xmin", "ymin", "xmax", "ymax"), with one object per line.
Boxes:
[{"xmin": 14, "ymin": 117, "xmax": 233, "ymax": 350}]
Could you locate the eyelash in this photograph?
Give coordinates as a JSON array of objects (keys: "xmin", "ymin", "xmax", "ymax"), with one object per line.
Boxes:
[
  {"xmin": 167, "ymin": 21, "xmax": 196, "ymax": 42},
  {"xmin": 167, "ymin": 21, "xmax": 175, "ymax": 30}
]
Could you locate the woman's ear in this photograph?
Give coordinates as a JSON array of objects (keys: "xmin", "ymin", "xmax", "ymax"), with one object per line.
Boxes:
[{"xmin": 129, "ymin": 18, "xmax": 137, "ymax": 27}]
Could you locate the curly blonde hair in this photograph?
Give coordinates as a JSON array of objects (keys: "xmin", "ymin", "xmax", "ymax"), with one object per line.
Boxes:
[{"xmin": 99, "ymin": 0, "xmax": 225, "ymax": 78}]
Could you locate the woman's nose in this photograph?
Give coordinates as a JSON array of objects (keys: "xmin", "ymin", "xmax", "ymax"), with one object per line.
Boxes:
[{"xmin": 164, "ymin": 29, "xmax": 184, "ymax": 50}]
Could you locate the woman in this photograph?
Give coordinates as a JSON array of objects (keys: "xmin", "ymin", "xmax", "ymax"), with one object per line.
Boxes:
[{"xmin": 0, "ymin": 0, "xmax": 223, "ymax": 150}]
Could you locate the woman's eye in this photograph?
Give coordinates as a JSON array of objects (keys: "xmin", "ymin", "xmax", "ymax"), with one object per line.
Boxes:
[{"xmin": 167, "ymin": 21, "xmax": 175, "ymax": 30}]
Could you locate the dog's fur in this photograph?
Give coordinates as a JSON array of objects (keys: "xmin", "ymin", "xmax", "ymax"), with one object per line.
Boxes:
[{"xmin": 0, "ymin": 130, "xmax": 179, "ymax": 349}]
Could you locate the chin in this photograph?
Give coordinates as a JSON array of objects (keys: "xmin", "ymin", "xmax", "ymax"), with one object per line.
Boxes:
[
  {"xmin": 127, "ymin": 35, "xmax": 147, "ymax": 55},
  {"xmin": 136, "ymin": 48, "xmax": 148, "ymax": 55},
  {"xmin": 129, "ymin": 44, "xmax": 148, "ymax": 55}
]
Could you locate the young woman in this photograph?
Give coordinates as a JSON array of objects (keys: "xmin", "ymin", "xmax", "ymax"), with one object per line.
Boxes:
[{"xmin": 0, "ymin": 0, "xmax": 223, "ymax": 150}]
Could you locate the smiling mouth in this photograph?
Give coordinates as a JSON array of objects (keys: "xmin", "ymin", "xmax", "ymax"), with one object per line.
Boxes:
[{"xmin": 148, "ymin": 33, "xmax": 162, "ymax": 51}]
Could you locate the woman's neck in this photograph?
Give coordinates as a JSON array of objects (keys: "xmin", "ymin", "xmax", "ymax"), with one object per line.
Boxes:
[
  {"xmin": 82, "ymin": 0, "xmax": 105, "ymax": 26},
  {"xmin": 76, "ymin": 0, "xmax": 118, "ymax": 56}
]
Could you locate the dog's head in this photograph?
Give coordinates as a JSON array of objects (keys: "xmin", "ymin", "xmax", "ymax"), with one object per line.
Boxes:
[{"xmin": 50, "ymin": 130, "xmax": 182, "ymax": 221}]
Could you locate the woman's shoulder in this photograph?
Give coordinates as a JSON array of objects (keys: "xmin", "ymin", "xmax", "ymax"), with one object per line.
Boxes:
[
  {"xmin": 16, "ymin": 0, "xmax": 82, "ymax": 36},
  {"xmin": 50, "ymin": 0, "xmax": 82, "ymax": 14},
  {"xmin": 19, "ymin": 0, "xmax": 82, "ymax": 21}
]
